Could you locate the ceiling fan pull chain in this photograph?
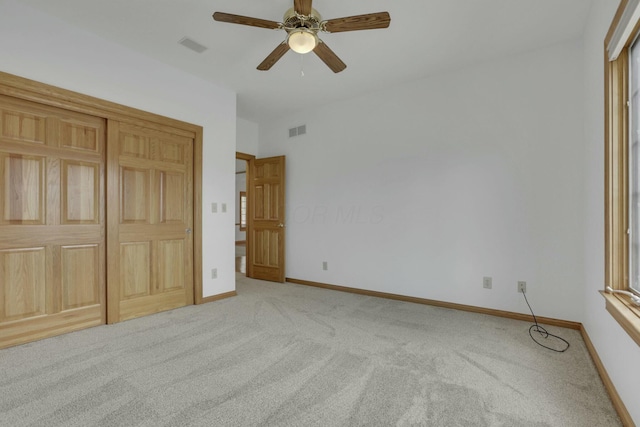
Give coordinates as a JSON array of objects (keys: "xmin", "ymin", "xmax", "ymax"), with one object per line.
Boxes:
[{"xmin": 300, "ymin": 54, "xmax": 305, "ymax": 77}]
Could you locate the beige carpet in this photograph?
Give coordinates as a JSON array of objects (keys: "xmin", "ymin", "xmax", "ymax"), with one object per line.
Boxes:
[{"xmin": 0, "ymin": 275, "xmax": 620, "ymax": 426}]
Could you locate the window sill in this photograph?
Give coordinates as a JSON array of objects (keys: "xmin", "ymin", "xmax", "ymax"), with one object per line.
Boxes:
[{"xmin": 602, "ymin": 291, "xmax": 640, "ymax": 347}]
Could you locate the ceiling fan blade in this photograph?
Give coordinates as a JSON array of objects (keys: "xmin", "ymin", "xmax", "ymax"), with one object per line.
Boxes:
[
  {"xmin": 323, "ymin": 12, "xmax": 391, "ymax": 33},
  {"xmin": 213, "ymin": 12, "xmax": 280, "ymax": 30},
  {"xmin": 313, "ymin": 41, "xmax": 346, "ymax": 73},
  {"xmin": 257, "ymin": 43, "xmax": 290, "ymax": 71},
  {"xmin": 294, "ymin": 0, "xmax": 313, "ymax": 16}
]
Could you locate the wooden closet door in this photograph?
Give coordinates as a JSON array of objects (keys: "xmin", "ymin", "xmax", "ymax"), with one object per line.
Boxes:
[
  {"xmin": 107, "ymin": 120, "xmax": 194, "ymax": 323},
  {"xmin": 0, "ymin": 96, "xmax": 105, "ymax": 349}
]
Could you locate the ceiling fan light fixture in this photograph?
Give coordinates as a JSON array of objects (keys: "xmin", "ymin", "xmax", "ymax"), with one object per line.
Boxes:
[{"xmin": 287, "ymin": 28, "xmax": 318, "ymax": 54}]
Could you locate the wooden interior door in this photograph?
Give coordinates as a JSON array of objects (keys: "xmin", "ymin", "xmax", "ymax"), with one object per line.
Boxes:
[
  {"xmin": 0, "ymin": 95, "xmax": 105, "ymax": 349},
  {"xmin": 107, "ymin": 120, "xmax": 194, "ymax": 323},
  {"xmin": 248, "ymin": 156, "xmax": 286, "ymax": 282}
]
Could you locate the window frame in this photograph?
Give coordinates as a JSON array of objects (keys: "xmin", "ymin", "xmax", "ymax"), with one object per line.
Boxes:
[
  {"xmin": 629, "ymin": 31, "xmax": 640, "ymax": 296},
  {"xmin": 239, "ymin": 191, "xmax": 247, "ymax": 232},
  {"xmin": 604, "ymin": 0, "xmax": 640, "ymax": 346}
]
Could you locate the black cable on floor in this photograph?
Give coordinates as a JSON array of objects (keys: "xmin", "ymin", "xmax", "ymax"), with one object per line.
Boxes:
[{"xmin": 522, "ymin": 291, "xmax": 570, "ymax": 353}]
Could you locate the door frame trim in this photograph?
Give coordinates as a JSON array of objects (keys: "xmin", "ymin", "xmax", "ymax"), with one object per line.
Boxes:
[
  {"xmin": 0, "ymin": 71, "xmax": 204, "ymax": 308},
  {"xmin": 236, "ymin": 152, "xmax": 255, "ymax": 278},
  {"xmin": 236, "ymin": 152, "xmax": 255, "ymax": 161}
]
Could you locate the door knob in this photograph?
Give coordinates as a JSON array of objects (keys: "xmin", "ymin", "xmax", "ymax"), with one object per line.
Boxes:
[
  {"xmin": 186, "ymin": 228, "xmax": 192, "ymax": 234},
  {"xmin": 278, "ymin": 223, "xmax": 284, "ymax": 228}
]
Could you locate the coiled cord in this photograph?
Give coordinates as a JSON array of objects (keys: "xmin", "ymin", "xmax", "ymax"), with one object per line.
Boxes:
[{"xmin": 522, "ymin": 292, "xmax": 570, "ymax": 353}]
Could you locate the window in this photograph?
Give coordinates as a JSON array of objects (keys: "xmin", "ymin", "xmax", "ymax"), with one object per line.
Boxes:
[
  {"xmin": 239, "ymin": 191, "xmax": 247, "ymax": 231},
  {"xmin": 631, "ymin": 35, "xmax": 640, "ymax": 296},
  {"xmin": 604, "ymin": 0, "xmax": 640, "ymax": 346}
]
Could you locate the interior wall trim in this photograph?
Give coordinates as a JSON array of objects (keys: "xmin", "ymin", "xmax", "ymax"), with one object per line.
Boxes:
[
  {"xmin": 236, "ymin": 152, "xmax": 256, "ymax": 161},
  {"xmin": 286, "ymin": 277, "xmax": 581, "ymax": 329},
  {"xmin": 200, "ymin": 291, "xmax": 237, "ymax": 304},
  {"xmin": 0, "ymin": 71, "xmax": 201, "ymax": 134},
  {"xmin": 580, "ymin": 326, "xmax": 635, "ymax": 427}
]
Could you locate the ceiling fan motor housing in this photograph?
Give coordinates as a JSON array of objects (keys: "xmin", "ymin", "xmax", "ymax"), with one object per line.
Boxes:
[{"xmin": 282, "ymin": 7, "xmax": 323, "ymax": 33}]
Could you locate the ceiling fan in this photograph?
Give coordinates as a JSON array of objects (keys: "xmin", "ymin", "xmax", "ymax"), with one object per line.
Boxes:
[{"xmin": 212, "ymin": 0, "xmax": 391, "ymax": 73}]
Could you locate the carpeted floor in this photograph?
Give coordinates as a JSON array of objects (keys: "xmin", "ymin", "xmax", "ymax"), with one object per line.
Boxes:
[{"xmin": 0, "ymin": 275, "xmax": 621, "ymax": 426}]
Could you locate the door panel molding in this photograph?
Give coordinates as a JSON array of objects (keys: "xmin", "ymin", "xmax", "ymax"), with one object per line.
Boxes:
[
  {"xmin": 0, "ymin": 154, "xmax": 45, "ymax": 224},
  {"xmin": 61, "ymin": 160, "xmax": 100, "ymax": 224},
  {"xmin": 0, "ymin": 247, "xmax": 46, "ymax": 321},
  {"xmin": 61, "ymin": 244, "xmax": 101, "ymax": 310}
]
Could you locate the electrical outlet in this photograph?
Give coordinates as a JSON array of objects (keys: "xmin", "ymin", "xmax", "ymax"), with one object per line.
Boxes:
[
  {"xmin": 212, "ymin": 268, "xmax": 217, "ymax": 279},
  {"xmin": 211, "ymin": 202, "xmax": 217, "ymax": 213},
  {"xmin": 518, "ymin": 281, "xmax": 526, "ymax": 293},
  {"xmin": 483, "ymin": 276, "xmax": 492, "ymax": 289},
  {"xmin": 222, "ymin": 203, "xmax": 227, "ymax": 213},
  {"xmin": 322, "ymin": 261, "xmax": 328, "ymax": 271}
]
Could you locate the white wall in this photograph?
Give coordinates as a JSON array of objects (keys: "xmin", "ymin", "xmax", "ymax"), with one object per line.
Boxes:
[
  {"xmin": 259, "ymin": 40, "xmax": 585, "ymax": 322},
  {"xmin": 583, "ymin": 0, "xmax": 640, "ymax": 423},
  {"xmin": 0, "ymin": 0, "xmax": 237, "ymax": 298},
  {"xmin": 237, "ymin": 118, "xmax": 259, "ymax": 156}
]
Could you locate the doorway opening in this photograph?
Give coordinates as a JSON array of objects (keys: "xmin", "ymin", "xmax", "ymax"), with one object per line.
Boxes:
[{"xmin": 236, "ymin": 152, "xmax": 253, "ymax": 277}]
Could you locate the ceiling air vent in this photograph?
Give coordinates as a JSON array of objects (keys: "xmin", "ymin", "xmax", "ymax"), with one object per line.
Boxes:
[
  {"xmin": 178, "ymin": 37, "xmax": 208, "ymax": 53},
  {"xmin": 289, "ymin": 125, "xmax": 306, "ymax": 138}
]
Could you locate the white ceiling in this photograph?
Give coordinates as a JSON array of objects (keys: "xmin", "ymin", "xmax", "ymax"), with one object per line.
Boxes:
[{"xmin": 21, "ymin": 0, "xmax": 592, "ymax": 124}]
